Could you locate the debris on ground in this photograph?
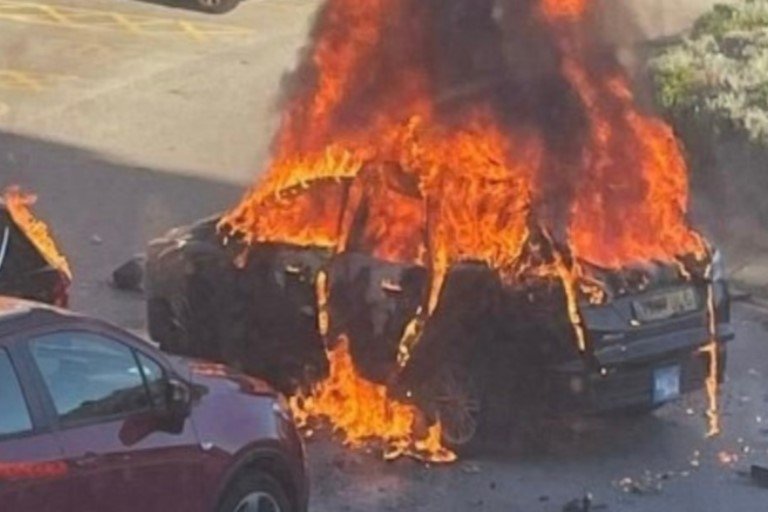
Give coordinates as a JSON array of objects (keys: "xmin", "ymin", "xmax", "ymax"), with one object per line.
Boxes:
[
  {"xmin": 718, "ymin": 451, "xmax": 740, "ymax": 467},
  {"xmin": 562, "ymin": 493, "xmax": 607, "ymax": 512},
  {"xmin": 690, "ymin": 450, "xmax": 701, "ymax": 468},
  {"xmin": 461, "ymin": 462, "xmax": 481, "ymax": 474},
  {"xmin": 112, "ymin": 255, "xmax": 146, "ymax": 292},
  {"xmin": 614, "ymin": 470, "xmax": 670, "ymax": 495}
]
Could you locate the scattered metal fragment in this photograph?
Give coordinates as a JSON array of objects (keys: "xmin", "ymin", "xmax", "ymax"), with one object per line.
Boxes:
[
  {"xmin": 718, "ymin": 451, "xmax": 739, "ymax": 466},
  {"xmin": 615, "ymin": 471, "xmax": 665, "ymax": 495},
  {"xmin": 112, "ymin": 255, "xmax": 146, "ymax": 292},
  {"xmin": 690, "ymin": 450, "xmax": 701, "ymax": 468},
  {"xmin": 562, "ymin": 493, "xmax": 606, "ymax": 512},
  {"xmin": 461, "ymin": 462, "xmax": 481, "ymax": 474}
]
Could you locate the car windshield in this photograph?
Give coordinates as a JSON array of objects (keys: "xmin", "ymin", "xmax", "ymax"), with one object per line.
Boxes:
[{"xmin": 1, "ymin": 0, "xmax": 766, "ymax": 511}]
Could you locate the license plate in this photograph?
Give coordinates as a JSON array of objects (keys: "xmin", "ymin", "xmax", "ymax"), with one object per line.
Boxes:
[
  {"xmin": 633, "ymin": 287, "xmax": 699, "ymax": 323},
  {"xmin": 653, "ymin": 366, "xmax": 681, "ymax": 404}
]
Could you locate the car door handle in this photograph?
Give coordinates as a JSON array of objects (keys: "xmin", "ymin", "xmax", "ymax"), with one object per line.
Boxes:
[{"xmin": 72, "ymin": 452, "xmax": 101, "ymax": 468}]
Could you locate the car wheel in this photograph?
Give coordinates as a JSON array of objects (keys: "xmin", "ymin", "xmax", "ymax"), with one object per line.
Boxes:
[
  {"xmin": 431, "ymin": 366, "xmax": 482, "ymax": 449},
  {"xmin": 196, "ymin": 0, "xmax": 241, "ymax": 14},
  {"xmin": 218, "ymin": 471, "xmax": 293, "ymax": 512}
]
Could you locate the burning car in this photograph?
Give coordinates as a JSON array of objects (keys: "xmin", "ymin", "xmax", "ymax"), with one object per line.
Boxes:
[
  {"xmin": 0, "ymin": 189, "xmax": 70, "ymax": 307},
  {"xmin": 146, "ymin": 168, "xmax": 732, "ymax": 451},
  {"xmin": 147, "ymin": 0, "xmax": 733, "ymax": 459}
]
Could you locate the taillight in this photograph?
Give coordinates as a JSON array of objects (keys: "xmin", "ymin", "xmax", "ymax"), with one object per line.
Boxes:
[{"xmin": 52, "ymin": 275, "xmax": 70, "ymax": 308}]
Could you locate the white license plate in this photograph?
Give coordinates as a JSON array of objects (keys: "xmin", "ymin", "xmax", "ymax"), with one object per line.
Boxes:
[
  {"xmin": 653, "ymin": 366, "xmax": 681, "ymax": 404},
  {"xmin": 634, "ymin": 287, "xmax": 698, "ymax": 322}
]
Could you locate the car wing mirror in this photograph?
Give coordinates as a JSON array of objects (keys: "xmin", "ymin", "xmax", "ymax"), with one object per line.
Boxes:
[{"xmin": 166, "ymin": 377, "xmax": 192, "ymax": 420}]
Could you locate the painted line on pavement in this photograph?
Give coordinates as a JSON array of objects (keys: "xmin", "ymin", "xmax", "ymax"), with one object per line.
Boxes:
[
  {"xmin": 0, "ymin": 1, "xmax": 253, "ymax": 42},
  {"xmin": 0, "ymin": 69, "xmax": 79, "ymax": 92}
]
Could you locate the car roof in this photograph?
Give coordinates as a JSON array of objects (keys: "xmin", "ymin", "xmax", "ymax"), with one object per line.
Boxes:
[{"xmin": 0, "ymin": 295, "xmax": 76, "ymax": 330}]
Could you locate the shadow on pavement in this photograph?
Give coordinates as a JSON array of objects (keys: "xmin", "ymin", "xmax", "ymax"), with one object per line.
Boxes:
[
  {"xmin": 129, "ymin": 0, "xmax": 243, "ymax": 15},
  {"xmin": 0, "ymin": 130, "xmax": 244, "ymax": 328}
]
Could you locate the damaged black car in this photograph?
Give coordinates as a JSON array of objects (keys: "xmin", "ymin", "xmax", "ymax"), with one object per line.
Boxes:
[{"xmin": 144, "ymin": 172, "xmax": 733, "ymax": 448}]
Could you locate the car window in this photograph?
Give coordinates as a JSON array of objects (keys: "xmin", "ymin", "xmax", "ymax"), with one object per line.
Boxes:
[
  {"xmin": 29, "ymin": 332, "xmax": 152, "ymax": 426},
  {"xmin": 0, "ymin": 348, "xmax": 33, "ymax": 436},
  {"xmin": 137, "ymin": 352, "xmax": 167, "ymax": 409}
]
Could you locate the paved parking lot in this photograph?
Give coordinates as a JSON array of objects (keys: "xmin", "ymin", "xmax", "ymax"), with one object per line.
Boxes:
[
  {"xmin": 0, "ymin": 0, "xmax": 316, "ymax": 184},
  {"xmin": 3, "ymin": 1, "xmax": 768, "ymax": 511}
]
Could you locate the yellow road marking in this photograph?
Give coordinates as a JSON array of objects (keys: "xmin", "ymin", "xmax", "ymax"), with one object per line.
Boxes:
[
  {"xmin": 111, "ymin": 13, "xmax": 143, "ymax": 35},
  {"xmin": 179, "ymin": 21, "xmax": 206, "ymax": 43},
  {"xmin": 37, "ymin": 3, "xmax": 72, "ymax": 25},
  {"xmin": 0, "ymin": 1, "xmax": 253, "ymax": 42},
  {"xmin": 0, "ymin": 69, "xmax": 78, "ymax": 92}
]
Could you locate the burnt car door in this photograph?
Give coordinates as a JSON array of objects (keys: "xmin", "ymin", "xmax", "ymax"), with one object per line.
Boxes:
[
  {"xmin": 0, "ymin": 345, "xmax": 72, "ymax": 512},
  {"xmin": 22, "ymin": 327, "xmax": 204, "ymax": 512}
]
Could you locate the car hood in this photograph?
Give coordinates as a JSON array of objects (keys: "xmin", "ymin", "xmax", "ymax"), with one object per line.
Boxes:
[{"xmin": 166, "ymin": 354, "xmax": 278, "ymax": 398}]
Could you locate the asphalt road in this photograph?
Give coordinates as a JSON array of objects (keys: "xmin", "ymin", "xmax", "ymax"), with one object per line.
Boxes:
[{"xmin": 2, "ymin": 1, "xmax": 768, "ymax": 511}]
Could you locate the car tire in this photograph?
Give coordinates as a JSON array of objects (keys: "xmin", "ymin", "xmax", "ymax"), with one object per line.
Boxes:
[
  {"xmin": 196, "ymin": 0, "xmax": 241, "ymax": 14},
  {"xmin": 217, "ymin": 471, "xmax": 293, "ymax": 512},
  {"xmin": 431, "ymin": 365, "xmax": 482, "ymax": 451}
]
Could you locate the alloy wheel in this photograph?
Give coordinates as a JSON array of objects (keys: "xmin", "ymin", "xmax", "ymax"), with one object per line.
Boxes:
[{"xmin": 234, "ymin": 492, "xmax": 282, "ymax": 512}]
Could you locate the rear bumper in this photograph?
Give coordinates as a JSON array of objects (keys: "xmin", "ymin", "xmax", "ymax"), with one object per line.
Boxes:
[{"xmin": 548, "ymin": 325, "xmax": 732, "ymax": 413}]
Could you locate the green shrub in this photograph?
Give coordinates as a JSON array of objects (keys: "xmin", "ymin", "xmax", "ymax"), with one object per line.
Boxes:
[{"xmin": 650, "ymin": 0, "xmax": 768, "ymax": 145}]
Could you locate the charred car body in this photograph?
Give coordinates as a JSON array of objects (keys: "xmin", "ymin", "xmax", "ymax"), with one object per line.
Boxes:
[
  {"xmin": 146, "ymin": 170, "xmax": 732, "ymax": 446},
  {"xmin": 0, "ymin": 199, "xmax": 70, "ymax": 307}
]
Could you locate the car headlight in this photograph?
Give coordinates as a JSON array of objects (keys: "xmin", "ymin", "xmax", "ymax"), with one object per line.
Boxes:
[{"xmin": 710, "ymin": 250, "xmax": 726, "ymax": 282}]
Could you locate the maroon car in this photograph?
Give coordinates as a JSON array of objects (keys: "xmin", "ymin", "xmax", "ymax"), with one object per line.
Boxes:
[{"xmin": 0, "ymin": 297, "xmax": 307, "ymax": 512}]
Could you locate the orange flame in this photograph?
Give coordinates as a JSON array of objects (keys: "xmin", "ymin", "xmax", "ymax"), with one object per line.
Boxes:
[
  {"xmin": 539, "ymin": 7, "xmax": 705, "ymax": 267},
  {"xmin": 290, "ymin": 337, "xmax": 456, "ymax": 463},
  {"xmin": 224, "ymin": 0, "xmax": 711, "ymax": 459},
  {"xmin": 3, "ymin": 187, "xmax": 72, "ymax": 280},
  {"xmin": 702, "ymin": 264, "xmax": 720, "ymax": 437},
  {"xmin": 541, "ymin": 0, "xmax": 588, "ymax": 19}
]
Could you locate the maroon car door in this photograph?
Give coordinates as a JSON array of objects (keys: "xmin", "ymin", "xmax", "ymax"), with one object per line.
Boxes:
[
  {"xmin": 26, "ymin": 330, "xmax": 204, "ymax": 512},
  {"xmin": 0, "ymin": 347, "xmax": 72, "ymax": 512}
]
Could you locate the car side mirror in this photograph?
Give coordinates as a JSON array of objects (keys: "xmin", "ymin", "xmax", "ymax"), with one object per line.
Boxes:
[{"xmin": 166, "ymin": 378, "xmax": 192, "ymax": 420}]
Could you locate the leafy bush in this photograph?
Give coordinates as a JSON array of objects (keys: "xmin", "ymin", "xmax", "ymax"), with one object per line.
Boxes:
[{"xmin": 650, "ymin": 0, "xmax": 768, "ymax": 144}]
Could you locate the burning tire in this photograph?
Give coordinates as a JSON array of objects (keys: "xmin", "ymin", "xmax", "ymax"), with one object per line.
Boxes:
[
  {"xmin": 195, "ymin": 0, "xmax": 240, "ymax": 14},
  {"xmin": 429, "ymin": 365, "xmax": 483, "ymax": 449}
]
